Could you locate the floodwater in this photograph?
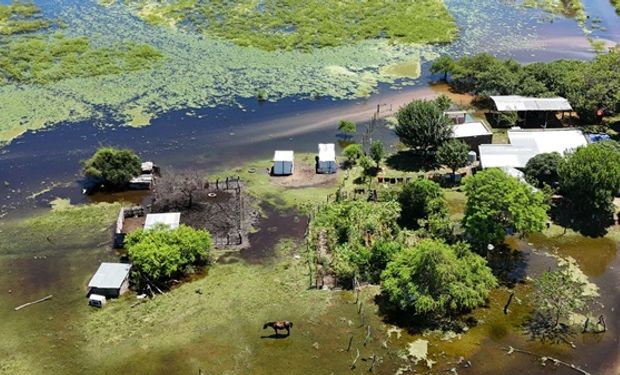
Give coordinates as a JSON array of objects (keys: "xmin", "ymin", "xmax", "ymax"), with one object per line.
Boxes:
[{"xmin": 1, "ymin": 0, "xmax": 620, "ymax": 374}]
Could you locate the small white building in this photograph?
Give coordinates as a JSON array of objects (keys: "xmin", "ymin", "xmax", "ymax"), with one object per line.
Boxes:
[
  {"xmin": 272, "ymin": 150, "xmax": 294, "ymax": 176},
  {"xmin": 87, "ymin": 263, "xmax": 132, "ymax": 298},
  {"xmin": 317, "ymin": 143, "xmax": 337, "ymax": 174},
  {"xmin": 144, "ymin": 212, "xmax": 181, "ymax": 230},
  {"xmin": 479, "ymin": 128, "xmax": 587, "ymax": 169}
]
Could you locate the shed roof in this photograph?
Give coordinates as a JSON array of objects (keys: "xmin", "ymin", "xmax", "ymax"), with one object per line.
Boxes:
[
  {"xmin": 88, "ymin": 263, "xmax": 131, "ymax": 289},
  {"xmin": 490, "ymin": 96, "xmax": 572, "ymax": 112},
  {"xmin": 452, "ymin": 122, "xmax": 491, "ymax": 138},
  {"xmin": 273, "ymin": 150, "xmax": 294, "ymax": 162},
  {"xmin": 144, "ymin": 212, "xmax": 181, "ymax": 230},
  {"xmin": 318, "ymin": 143, "xmax": 336, "ymax": 162},
  {"xmin": 479, "ymin": 128, "xmax": 587, "ymax": 168}
]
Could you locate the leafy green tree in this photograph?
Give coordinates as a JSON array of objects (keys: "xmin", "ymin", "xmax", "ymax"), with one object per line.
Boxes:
[
  {"xmin": 463, "ymin": 168, "xmax": 549, "ymax": 246},
  {"xmin": 528, "ymin": 263, "xmax": 593, "ymax": 344},
  {"xmin": 369, "ymin": 140, "xmax": 384, "ymax": 168},
  {"xmin": 524, "ymin": 152, "xmax": 563, "ymax": 189},
  {"xmin": 436, "ymin": 140, "xmax": 469, "ymax": 177},
  {"xmin": 125, "ymin": 224, "xmax": 212, "ymax": 280},
  {"xmin": 381, "ymin": 239, "xmax": 497, "ymax": 317},
  {"xmin": 558, "ymin": 142, "xmax": 620, "ymax": 235},
  {"xmin": 368, "ymin": 241, "xmax": 402, "ymax": 283},
  {"xmin": 342, "ymin": 143, "xmax": 363, "ymax": 166},
  {"xmin": 398, "ymin": 179, "xmax": 450, "ymax": 234},
  {"xmin": 83, "ymin": 147, "xmax": 141, "ymax": 188},
  {"xmin": 435, "ymin": 94, "xmax": 453, "ymax": 112},
  {"xmin": 395, "ymin": 99, "xmax": 452, "ymax": 153},
  {"xmin": 430, "ymin": 55, "xmax": 455, "ymax": 81},
  {"xmin": 338, "ymin": 120, "xmax": 357, "ymax": 138}
]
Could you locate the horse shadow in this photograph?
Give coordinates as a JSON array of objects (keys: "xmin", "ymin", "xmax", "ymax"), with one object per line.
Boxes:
[{"xmin": 260, "ymin": 333, "xmax": 289, "ymax": 340}]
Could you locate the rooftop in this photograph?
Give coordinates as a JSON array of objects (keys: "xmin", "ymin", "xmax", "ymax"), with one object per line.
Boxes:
[
  {"xmin": 88, "ymin": 263, "xmax": 131, "ymax": 289},
  {"xmin": 144, "ymin": 212, "xmax": 181, "ymax": 230},
  {"xmin": 479, "ymin": 128, "xmax": 587, "ymax": 168},
  {"xmin": 273, "ymin": 150, "xmax": 294, "ymax": 162},
  {"xmin": 452, "ymin": 122, "xmax": 491, "ymax": 138},
  {"xmin": 490, "ymin": 96, "xmax": 572, "ymax": 112},
  {"xmin": 318, "ymin": 143, "xmax": 336, "ymax": 162}
]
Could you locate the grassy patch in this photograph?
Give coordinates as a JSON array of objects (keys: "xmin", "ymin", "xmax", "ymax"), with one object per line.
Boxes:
[
  {"xmin": 522, "ymin": 0, "xmax": 587, "ymax": 23},
  {"xmin": 226, "ymin": 154, "xmax": 343, "ymax": 210},
  {"xmin": 0, "ymin": 34, "xmax": 163, "ymax": 85},
  {"xmin": 0, "ymin": 1, "xmax": 51, "ymax": 36},
  {"xmin": 119, "ymin": 0, "xmax": 457, "ymax": 50}
]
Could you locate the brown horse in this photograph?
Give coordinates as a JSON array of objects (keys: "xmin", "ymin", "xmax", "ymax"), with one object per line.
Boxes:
[{"xmin": 263, "ymin": 321, "xmax": 293, "ymax": 336}]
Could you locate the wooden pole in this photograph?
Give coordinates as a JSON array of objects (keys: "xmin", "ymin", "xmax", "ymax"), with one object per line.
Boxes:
[{"xmin": 14, "ymin": 295, "xmax": 53, "ymax": 311}]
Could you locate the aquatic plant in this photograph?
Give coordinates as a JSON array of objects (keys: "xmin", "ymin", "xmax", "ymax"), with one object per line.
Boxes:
[
  {"xmin": 0, "ymin": 1, "xmax": 51, "ymax": 35},
  {"xmin": 521, "ymin": 0, "xmax": 586, "ymax": 24},
  {"xmin": 114, "ymin": 0, "xmax": 457, "ymax": 50}
]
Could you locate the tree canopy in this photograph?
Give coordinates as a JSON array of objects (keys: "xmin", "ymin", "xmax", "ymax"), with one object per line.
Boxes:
[
  {"xmin": 398, "ymin": 179, "xmax": 450, "ymax": 238},
  {"xmin": 524, "ymin": 152, "xmax": 563, "ymax": 189},
  {"xmin": 338, "ymin": 120, "xmax": 357, "ymax": 137},
  {"xmin": 432, "ymin": 49, "xmax": 620, "ymax": 122},
  {"xmin": 436, "ymin": 139, "xmax": 469, "ymax": 176},
  {"xmin": 557, "ymin": 142, "xmax": 620, "ymax": 235},
  {"xmin": 395, "ymin": 98, "xmax": 452, "ymax": 153},
  {"xmin": 342, "ymin": 143, "xmax": 363, "ymax": 165},
  {"xmin": 125, "ymin": 224, "xmax": 212, "ymax": 281},
  {"xmin": 381, "ymin": 239, "xmax": 497, "ymax": 317},
  {"xmin": 369, "ymin": 140, "xmax": 384, "ymax": 168},
  {"xmin": 82, "ymin": 147, "xmax": 141, "ymax": 188},
  {"xmin": 463, "ymin": 168, "xmax": 549, "ymax": 246}
]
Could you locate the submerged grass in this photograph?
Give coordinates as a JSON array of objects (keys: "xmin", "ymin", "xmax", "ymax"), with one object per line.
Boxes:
[
  {"xmin": 0, "ymin": 1, "xmax": 51, "ymax": 36},
  {"xmin": 116, "ymin": 0, "xmax": 457, "ymax": 50}
]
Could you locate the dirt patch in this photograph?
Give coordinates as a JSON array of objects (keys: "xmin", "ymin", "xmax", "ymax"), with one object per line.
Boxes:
[
  {"xmin": 122, "ymin": 216, "xmax": 145, "ymax": 234},
  {"xmin": 269, "ymin": 162, "xmax": 339, "ymax": 189}
]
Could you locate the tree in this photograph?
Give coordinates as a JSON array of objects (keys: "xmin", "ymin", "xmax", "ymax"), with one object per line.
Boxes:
[
  {"xmin": 524, "ymin": 152, "xmax": 563, "ymax": 189},
  {"xmin": 395, "ymin": 99, "xmax": 452, "ymax": 153},
  {"xmin": 463, "ymin": 168, "xmax": 549, "ymax": 246},
  {"xmin": 82, "ymin": 147, "xmax": 141, "ymax": 188},
  {"xmin": 398, "ymin": 179, "xmax": 450, "ymax": 236},
  {"xmin": 436, "ymin": 140, "xmax": 469, "ymax": 177},
  {"xmin": 557, "ymin": 142, "xmax": 620, "ymax": 235},
  {"xmin": 338, "ymin": 120, "xmax": 357, "ymax": 138},
  {"xmin": 381, "ymin": 239, "xmax": 497, "ymax": 317},
  {"xmin": 342, "ymin": 143, "xmax": 363, "ymax": 166},
  {"xmin": 125, "ymin": 224, "xmax": 212, "ymax": 281},
  {"xmin": 369, "ymin": 140, "xmax": 384, "ymax": 168},
  {"xmin": 430, "ymin": 55, "xmax": 455, "ymax": 81},
  {"xmin": 528, "ymin": 263, "xmax": 593, "ymax": 345}
]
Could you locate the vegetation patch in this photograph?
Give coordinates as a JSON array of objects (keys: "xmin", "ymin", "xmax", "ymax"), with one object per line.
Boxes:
[
  {"xmin": 116, "ymin": 0, "xmax": 457, "ymax": 50},
  {"xmin": 522, "ymin": 0, "xmax": 586, "ymax": 23},
  {"xmin": 0, "ymin": 1, "xmax": 51, "ymax": 36}
]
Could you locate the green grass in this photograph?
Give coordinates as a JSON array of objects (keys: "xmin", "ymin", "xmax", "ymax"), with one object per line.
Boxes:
[
  {"xmin": 0, "ymin": 34, "xmax": 163, "ymax": 85},
  {"xmin": 523, "ymin": 0, "xmax": 587, "ymax": 23},
  {"xmin": 0, "ymin": 1, "xmax": 51, "ymax": 35},
  {"xmin": 119, "ymin": 0, "xmax": 457, "ymax": 50},
  {"xmin": 225, "ymin": 154, "xmax": 344, "ymax": 210}
]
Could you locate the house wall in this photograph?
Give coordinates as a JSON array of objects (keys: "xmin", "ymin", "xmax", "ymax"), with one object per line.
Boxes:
[{"xmin": 317, "ymin": 161, "xmax": 337, "ymax": 174}]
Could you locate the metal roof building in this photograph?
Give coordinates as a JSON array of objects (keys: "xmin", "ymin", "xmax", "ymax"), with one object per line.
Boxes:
[
  {"xmin": 490, "ymin": 96, "xmax": 573, "ymax": 112},
  {"xmin": 452, "ymin": 122, "xmax": 492, "ymax": 138},
  {"xmin": 88, "ymin": 263, "xmax": 131, "ymax": 298},
  {"xmin": 144, "ymin": 212, "xmax": 181, "ymax": 230},
  {"xmin": 272, "ymin": 150, "xmax": 294, "ymax": 176},
  {"xmin": 317, "ymin": 143, "xmax": 337, "ymax": 174},
  {"xmin": 479, "ymin": 128, "xmax": 587, "ymax": 169}
]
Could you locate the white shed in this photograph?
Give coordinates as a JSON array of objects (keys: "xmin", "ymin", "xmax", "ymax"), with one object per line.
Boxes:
[
  {"xmin": 144, "ymin": 212, "xmax": 181, "ymax": 230},
  {"xmin": 317, "ymin": 143, "xmax": 337, "ymax": 174},
  {"xmin": 272, "ymin": 150, "xmax": 294, "ymax": 176},
  {"xmin": 88, "ymin": 263, "xmax": 132, "ymax": 298}
]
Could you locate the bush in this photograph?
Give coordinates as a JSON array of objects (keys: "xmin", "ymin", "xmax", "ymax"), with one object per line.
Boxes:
[
  {"xmin": 342, "ymin": 143, "xmax": 363, "ymax": 165},
  {"xmin": 381, "ymin": 239, "xmax": 497, "ymax": 317},
  {"xmin": 82, "ymin": 147, "xmax": 141, "ymax": 188},
  {"xmin": 524, "ymin": 152, "xmax": 563, "ymax": 189},
  {"xmin": 125, "ymin": 224, "xmax": 212, "ymax": 281},
  {"xmin": 398, "ymin": 179, "xmax": 449, "ymax": 233}
]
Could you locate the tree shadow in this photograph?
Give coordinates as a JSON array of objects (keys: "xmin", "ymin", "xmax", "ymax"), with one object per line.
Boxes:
[
  {"xmin": 260, "ymin": 333, "xmax": 290, "ymax": 339},
  {"xmin": 485, "ymin": 244, "xmax": 528, "ymax": 287},
  {"xmin": 385, "ymin": 151, "xmax": 438, "ymax": 173},
  {"xmin": 550, "ymin": 198, "xmax": 614, "ymax": 238}
]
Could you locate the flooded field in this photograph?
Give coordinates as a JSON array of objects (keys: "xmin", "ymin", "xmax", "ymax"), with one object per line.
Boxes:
[{"xmin": 1, "ymin": 0, "xmax": 620, "ymax": 374}]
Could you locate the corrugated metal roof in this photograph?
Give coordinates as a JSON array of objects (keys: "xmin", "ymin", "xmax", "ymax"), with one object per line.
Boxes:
[
  {"xmin": 490, "ymin": 96, "xmax": 572, "ymax": 112},
  {"xmin": 479, "ymin": 128, "xmax": 587, "ymax": 168},
  {"xmin": 144, "ymin": 212, "xmax": 181, "ymax": 230},
  {"xmin": 452, "ymin": 122, "xmax": 491, "ymax": 138},
  {"xmin": 273, "ymin": 150, "xmax": 294, "ymax": 162},
  {"xmin": 88, "ymin": 263, "xmax": 131, "ymax": 289},
  {"xmin": 318, "ymin": 143, "xmax": 336, "ymax": 162}
]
